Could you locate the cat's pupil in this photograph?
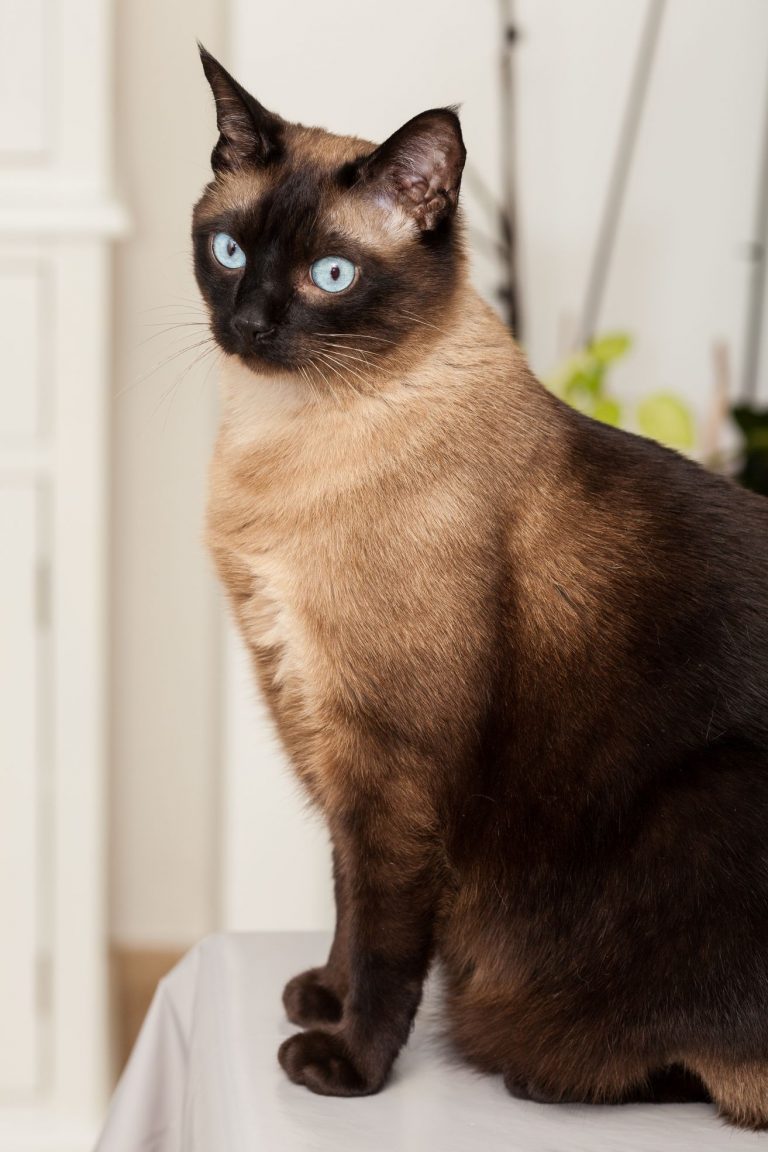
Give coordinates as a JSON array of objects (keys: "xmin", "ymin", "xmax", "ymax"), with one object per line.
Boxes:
[
  {"xmin": 227, "ymin": 240, "xmax": 237, "ymax": 257},
  {"xmin": 330, "ymin": 264, "xmax": 340, "ymax": 281}
]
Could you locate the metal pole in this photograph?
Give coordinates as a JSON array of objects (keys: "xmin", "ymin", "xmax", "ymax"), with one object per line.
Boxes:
[
  {"xmin": 499, "ymin": 0, "xmax": 521, "ymax": 338},
  {"xmin": 577, "ymin": 0, "xmax": 666, "ymax": 348},
  {"xmin": 741, "ymin": 59, "xmax": 768, "ymax": 403}
]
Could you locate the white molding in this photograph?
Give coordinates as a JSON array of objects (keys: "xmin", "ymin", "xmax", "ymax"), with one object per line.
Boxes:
[
  {"xmin": 0, "ymin": 201, "xmax": 128, "ymax": 238},
  {"xmin": 0, "ymin": 0, "xmax": 50, "ymax": 161},
  {"xmin": 48, "ymin": 240, "xmax": 110, "ymax": 1119},
  {"xmin": 0, "ymin": 1108, "xmax": 98, "ymax": 1152},
  {"xmin": 0, "ymin": 448, "xmax": 53, "ymax": 479},
  {"xmin": 0, "ymin": 0, "xmax": 117, "ymax": 1139}
]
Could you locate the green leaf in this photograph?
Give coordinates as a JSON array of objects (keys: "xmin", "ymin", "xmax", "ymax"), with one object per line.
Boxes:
[
  {"xmin": 744, "ymin": 427, "xmax": 768, "ymax": 451},
  {"xmin": 636, "ymin": 394, "xmax": 695, "ymax": 450},
  {"xmin": 564, "ymin": 365, "xmax": 604, "ymax": 403},
  {"xmin": 587, "ymin": 333, "xmax": 632, "ymax": 366},
  {"xmin": 549, "ymin": 352, "xmax": 588, "ymax": 394},
  {"xmin": 731, "ymin": 404, "xmax": 768, "ymax": 447},
  {"xmin": 592, "ymin": 397, "xmax": 622, "ymax": 427},
  {"xmin": 563, "ymin": 385, "xmax": 595, "ymax": 415},
  {"xmin": 731, "ymin": 404, "xmax": 762, "ymax": 434}
]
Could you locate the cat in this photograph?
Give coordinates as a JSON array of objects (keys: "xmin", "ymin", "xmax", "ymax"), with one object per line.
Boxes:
[{"xmin": 195, "ymin": 46, "xmax": 768, "ymax": 1130}]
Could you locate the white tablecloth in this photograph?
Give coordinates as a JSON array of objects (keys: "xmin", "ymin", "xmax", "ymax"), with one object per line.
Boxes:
[{"xmin": 95, "ymin": 932, "xmax": 762, "ymax": 1151}]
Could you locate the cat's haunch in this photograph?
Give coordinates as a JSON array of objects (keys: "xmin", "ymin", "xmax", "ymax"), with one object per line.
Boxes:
[{"xmin": 197, "ymin": 47, "xmax": 768, "ymax": 1132}]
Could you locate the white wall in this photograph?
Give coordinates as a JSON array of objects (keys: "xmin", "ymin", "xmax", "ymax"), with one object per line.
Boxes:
[
  {"xmin": 110, "ymin": 0, "xmax": 225, "ymax": 947},
  {"xmin": 515, "ymin": 0, "xmax": 768, "ymax": 410},
  {"xmin": 222, "ymin": 0, "xmax": 768, "ymax": 933}
]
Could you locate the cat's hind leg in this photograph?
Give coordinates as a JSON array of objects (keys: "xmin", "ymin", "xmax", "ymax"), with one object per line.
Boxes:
[
  {"xmin": 686, "ymin": 1058, "xmax": 768, "ymax": 1130},
  {"xmin": 503, "ymin": 1062, "xmax": 709, "ymax": 1106}
]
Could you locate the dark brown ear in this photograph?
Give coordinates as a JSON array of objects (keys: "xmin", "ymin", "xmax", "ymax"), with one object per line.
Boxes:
[
  {"xmin": 356, "ymin": 109, "xmax": 466, "ymax": 231},
  {"xmin": 198, "ymin": 44, "xmax": 284, "ymax": 173}
]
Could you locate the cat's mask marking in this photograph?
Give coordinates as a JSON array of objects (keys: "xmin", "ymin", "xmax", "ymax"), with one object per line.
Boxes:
[{"xmin": 194, "ymin": 47, "xmax": 466, "ymax": 380}]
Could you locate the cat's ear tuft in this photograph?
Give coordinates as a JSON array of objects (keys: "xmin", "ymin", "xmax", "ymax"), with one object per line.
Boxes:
[
  {"xmin": 357, "ymin": 108, "xmax": 466, "ymax": 231},
  {"xmin": 198, "ymin": 44, "xmax": 284, "ymax": 173}
]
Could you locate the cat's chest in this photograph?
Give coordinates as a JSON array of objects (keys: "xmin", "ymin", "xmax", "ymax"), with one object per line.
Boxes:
[
  {"xmin": 240, "ymin": 546, "xmax": 318, "ymax": 691},
  {"xmin": 208, "ymin": 418, "xmax": 483, "ymax": 725},
  {"xmin": 220, "ymin": 505, "xmax": 426, "ymax": 714},
  {"xmin": 220, "ymin": 499, "xmax": 376, "ymax": 709}
]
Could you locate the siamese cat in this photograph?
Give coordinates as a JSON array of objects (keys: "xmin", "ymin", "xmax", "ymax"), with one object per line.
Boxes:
[{"xmin": 195, "ymin": 47, "xmax": 768, "ymax": 1129}]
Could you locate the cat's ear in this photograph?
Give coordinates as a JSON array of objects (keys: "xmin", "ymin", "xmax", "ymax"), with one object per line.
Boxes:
[
  {"xmin": 356, "ymin": 109, "xmax": 466, "ymax": 231},
  {"xmin": 198, "ymin": 44, "xmax": 284, "ymax": 173}
]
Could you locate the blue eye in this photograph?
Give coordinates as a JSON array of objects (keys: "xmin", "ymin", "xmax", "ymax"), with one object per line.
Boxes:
[
  {"xmin": 212, "ymin": 232, "xmax": 246, "ymax": 269},
  {"xmin": 310, "ymin": 256, "xmax": 356, "ymax": 293}
]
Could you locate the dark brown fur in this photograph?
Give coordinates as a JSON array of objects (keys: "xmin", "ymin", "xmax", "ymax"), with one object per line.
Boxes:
[{"xmin": 195, "ymin": 48, "xmax": 768, "ymax": 1129}]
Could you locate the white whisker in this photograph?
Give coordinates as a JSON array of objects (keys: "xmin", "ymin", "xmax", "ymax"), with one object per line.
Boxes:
[
  {"xmin": 317, "ymin": 342, "xmax": 374, "ymax": 370},
  {"xmin": 313, "ymin": 349, "xmax": 368, "ymax": 395},
  {"xmin": 117, "ymin": 335, "xmax": 216, "ymax": 400}
]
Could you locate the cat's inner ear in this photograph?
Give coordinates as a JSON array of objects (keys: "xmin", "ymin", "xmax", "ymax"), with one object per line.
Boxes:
[
  {"xmin": 198, "ymin": 44, "xmax": 283, "ymax": 173},
  {"xmin": 356, "ymin": 109, "xmax": 466, "ymax": 231}
]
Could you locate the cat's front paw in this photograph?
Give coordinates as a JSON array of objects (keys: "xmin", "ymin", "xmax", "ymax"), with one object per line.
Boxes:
[
  {"xmin": 278, "ymin": 1030, "xmax": 378, "ymax": 1096},
  {"xmin": 282, "ymin": 967, "xmax": 343, "ymax": 1027}
]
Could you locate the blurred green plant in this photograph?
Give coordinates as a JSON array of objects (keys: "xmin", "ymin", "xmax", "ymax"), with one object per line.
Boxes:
[
  {"xmin": 548, "ymin": 333, "xmax": 695, "ymax": 453},
  {"xmin": 731, "ymin": 405, "xmax": 768, "ymax": 496}
]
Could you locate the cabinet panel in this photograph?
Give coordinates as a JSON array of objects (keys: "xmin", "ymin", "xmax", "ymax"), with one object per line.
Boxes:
[
  {"xmin": 0, "ymin": 267, "xmax": 43, "ymax": 441},
  {"xmin": 0, "ymin": 0, "xmax": 47, "ymax": 158},
  {"xmin": 0, "ymin": 484, "xmax": 40, "ymax": 1094}
]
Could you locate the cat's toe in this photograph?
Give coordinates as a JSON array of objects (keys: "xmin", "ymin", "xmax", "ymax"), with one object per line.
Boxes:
[
  {"xmin": 278, "ymin": 1030, "xmax": 372, "ymax": 1096},
  {"xmin": 282, "ymin": 968, "xmax": 343, "ymax": 1027}
]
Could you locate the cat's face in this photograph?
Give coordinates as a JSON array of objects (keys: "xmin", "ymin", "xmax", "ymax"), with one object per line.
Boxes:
[{"xmin": 193, "ymin": 48, "xmax": 466, "ymax": 383}]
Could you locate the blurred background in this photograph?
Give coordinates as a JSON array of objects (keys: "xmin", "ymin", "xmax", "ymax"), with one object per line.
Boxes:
[{"xmin": 2, "ymin": 0, "xmax": 768, "ymax": 1146}]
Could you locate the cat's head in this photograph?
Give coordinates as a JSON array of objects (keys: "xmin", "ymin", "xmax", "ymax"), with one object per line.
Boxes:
[{"xmin": 193, "ymin": 47, "xmax": 466, "ymax": 384}]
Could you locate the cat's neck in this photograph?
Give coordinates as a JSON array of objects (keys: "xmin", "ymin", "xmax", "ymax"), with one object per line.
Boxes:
[{"xmin": 208, "ymin": 285, "xmax": 546, "ymax": 543}]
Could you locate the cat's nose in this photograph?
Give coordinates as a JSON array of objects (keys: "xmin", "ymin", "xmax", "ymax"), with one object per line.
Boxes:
[{"xmin": 232, "ymin": 311, "xmax": 276, "ymax": 345}]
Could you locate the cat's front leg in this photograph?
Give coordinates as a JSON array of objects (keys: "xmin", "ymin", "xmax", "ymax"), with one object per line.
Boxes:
[
  {"xmin": 283, "ymin": 845, "xmax": 349, "ymax": 1027},
  {"xmin": 278, "ymin": 786, "xmax": 438, "ymax": 1096}
]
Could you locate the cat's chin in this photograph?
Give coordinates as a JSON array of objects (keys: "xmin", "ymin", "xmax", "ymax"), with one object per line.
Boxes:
[
  {"xmin": 234, "ymin": 350, "xmax": 303, "ymax": 378},
  {"xmin": 218, "ymin": 356, "xmax": 308, "ymax": 442}
]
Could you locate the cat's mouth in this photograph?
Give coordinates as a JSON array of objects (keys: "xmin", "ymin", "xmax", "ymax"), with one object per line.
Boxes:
[
  {"xmin": 212, "ymin": 322, "xmax": 299, "ymax": 374},
  {"xmin": 236, "ymin": 344, "xmax": 294, "ymax": 372}
]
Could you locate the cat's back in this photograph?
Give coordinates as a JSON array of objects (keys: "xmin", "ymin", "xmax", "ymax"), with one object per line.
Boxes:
[
  {"xmin": 558, "ymin": 400, "xmax": 768, "ymax": 588},
  {"xmin": 506, "ymin": 389, "xmax": 768, "ymax": 749}
]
